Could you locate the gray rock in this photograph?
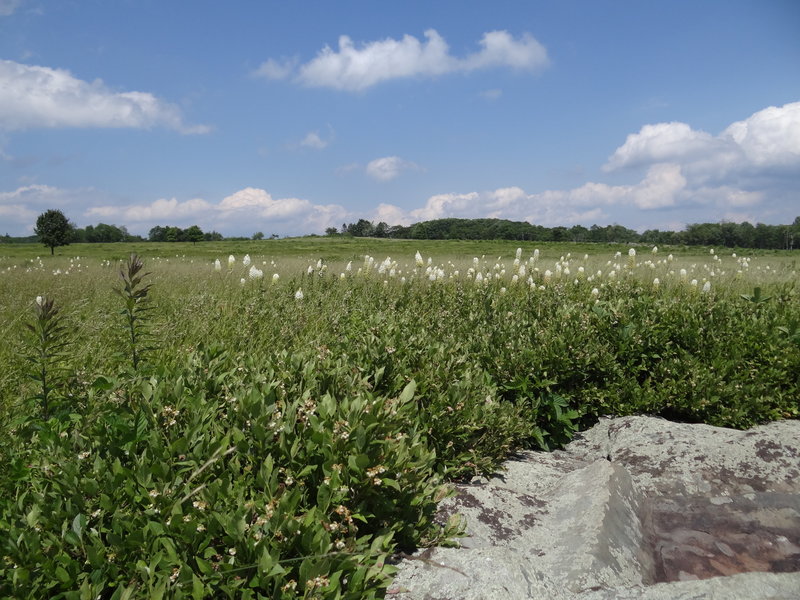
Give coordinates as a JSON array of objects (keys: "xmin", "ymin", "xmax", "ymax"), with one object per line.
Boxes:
[{"xmin": 390, "ymin": 416, "xmax": 800, "ymax": 599}]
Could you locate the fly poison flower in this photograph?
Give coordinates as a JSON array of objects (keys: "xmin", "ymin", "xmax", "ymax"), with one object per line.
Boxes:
[
  {"xmin": 272, "ymin": 273, "xmax": 279, "ymax": 284},
  {"xmin": 35, "ymin": 295, "xmax": 44, "ymax": 306},
  {"xmin": 294, "ymin": 288, "xmax": 304, "ymax": 300},
  {"xmin": 415, "ymin": 251, "xmax": 424, "ymax": 267},
  {"xmin": 248, "ymin": 265, "xmax": 263, "ymax": 279},
  {"xmin": 214, "ymin": 259, "xmax": 221, "ymax": 272},
  {"xmin": 627, "ymin": 248, "xmax": 636, "ymax": 269},
  {"xmin": 515, "ymin": 247, "xmax": 522, "ymax": 260},
  {"xmin": 653, "ymin": 278, "xmax": 660, "ymax": 289},
  {"xmin": 591, "ymin": 287, "xmax": 600, "ymax": 298},
  {"xmin": 243, "ymin": 254, "xmax": 251, "ymax": 267},
  {"xmin": 543, "ymin": 269, "xmax": 552, "ymax": 283},
  {"xmin": 652, "ymin": 246, "xmax": 658, "ymax": 254},
  {"xmin": 702, "ymin": 281, "xmax": 711, "ymax": 293},
  {"xmin": 228, "ymin": 255, "xmax": 235, "ymax": 269}
]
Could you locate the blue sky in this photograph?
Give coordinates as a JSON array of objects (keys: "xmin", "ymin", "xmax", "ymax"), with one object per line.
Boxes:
[{"xmin": 1, "ymin": 0, "xmax": 799, "ymax": 237}]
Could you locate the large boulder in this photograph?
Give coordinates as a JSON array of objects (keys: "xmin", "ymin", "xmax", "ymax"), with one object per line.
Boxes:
[{"xmin": 390, "ymin": 416, "xmax": 800, "ymax": 599}]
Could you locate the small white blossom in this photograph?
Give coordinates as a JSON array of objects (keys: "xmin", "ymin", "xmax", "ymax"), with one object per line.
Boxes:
[
  {"xmin": 295, "ymin": 289, "xmax": 304, "ymax": 300},
  {"xmin": 214, "ymin": 259, "xmax": 221, "ymax": 272},
  {"xmin": 243, "ymin": 254, "xmax": 251, "ymax": 267}
]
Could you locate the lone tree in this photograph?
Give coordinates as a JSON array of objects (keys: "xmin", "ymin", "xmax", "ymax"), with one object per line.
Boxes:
[{"xmin": 35, "ymin": 209, "xmax": 74, "ymax": 255}]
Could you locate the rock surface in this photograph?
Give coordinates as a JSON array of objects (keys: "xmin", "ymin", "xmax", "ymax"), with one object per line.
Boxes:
[{"xmin": 390, "ymin": 416, "xmax": 800, "ymax": 599}]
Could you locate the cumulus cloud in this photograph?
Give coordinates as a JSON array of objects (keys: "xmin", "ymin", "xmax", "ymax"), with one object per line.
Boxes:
[
  {"xmin": 0, "ymin": 183, "xmax": 115, "ymax": 234},
  {"xmin": 0, "ymin": 60, "xmax": 210, "ymax": 133},
  {"xmin": 298, "ymin": 127, "xmax": 334, "ymax": 150},
  {"xmin": 377, "ymin": 155, "xmax": 773, "ymax": 230},
  {"xmin": 252, "ymin": 57, "xmax": 299, "ymax": 80},
  {"xmin": 365, "ymin": 156, "xmax": 420, "ymax": 181},
  {"xmin": 255, "ymin": 29, "xmax": 549, "ymax": 91},
  {"xmin": 605, "ymin": 101, "xmax": 800, "ymax": 178},
  {"xmin": 84, "ymin": 187, "xmax": 347, "ymax": 237}
]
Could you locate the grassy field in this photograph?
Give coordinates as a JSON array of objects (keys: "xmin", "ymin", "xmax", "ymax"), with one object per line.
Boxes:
[{"xmin": 0, "ymin": 238, "xmax": 798, "ymax": 598}]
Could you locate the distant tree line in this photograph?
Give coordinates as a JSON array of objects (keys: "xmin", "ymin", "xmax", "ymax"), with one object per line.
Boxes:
[
  {"xmin": 147, "ymin": 225, "xmax": 223, "ymax": 243},
  {"xmin": 5, "ymin": 212, "xmax": 799, "ymax": 251},
  {"xmin": 72, "ymin": 223, "xmax": 143, "ymax": 243},
  {"xmin": 330, "ymin": 217, "xmax": 799, "ymax": 249}
]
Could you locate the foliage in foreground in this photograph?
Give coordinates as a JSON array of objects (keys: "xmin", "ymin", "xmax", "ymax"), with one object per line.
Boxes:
[{"xmin": 0, "ymin": 249, "xmax": 798, "ymax": 598}]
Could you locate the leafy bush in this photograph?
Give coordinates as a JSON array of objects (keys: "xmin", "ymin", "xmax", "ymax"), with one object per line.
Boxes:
[{"xmin": 1, "ymin": 247, "xmax": 798, "ymax": 598}]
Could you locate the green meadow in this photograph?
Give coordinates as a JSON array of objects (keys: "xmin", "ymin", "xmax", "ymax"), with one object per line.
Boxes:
[{"xmin": 1, "ymin": 238, "xmax": 798, "ymax": 599}]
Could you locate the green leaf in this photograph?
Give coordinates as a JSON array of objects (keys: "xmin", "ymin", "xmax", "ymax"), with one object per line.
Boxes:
[
  {"xmin": 398, "ymin": 380, "xmax": 416, "ymax": 403},
  {"xmin": 72, "ymin": 513, "xmax": 86, "ymax": 542},
  {"xmin": 55, "ymin": 566, "xmax": 71, "ymax": 584}
]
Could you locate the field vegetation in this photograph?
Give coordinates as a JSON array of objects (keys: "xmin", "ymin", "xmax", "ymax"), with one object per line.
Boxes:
[{"xmin": 0, "ymin": 238, "xmax": 798, "ymax": 598}]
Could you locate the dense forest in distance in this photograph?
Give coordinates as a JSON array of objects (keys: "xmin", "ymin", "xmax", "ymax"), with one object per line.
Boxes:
[{"xmin": 3, "ymin": 216, "xmax": 799, "ymax": 250}]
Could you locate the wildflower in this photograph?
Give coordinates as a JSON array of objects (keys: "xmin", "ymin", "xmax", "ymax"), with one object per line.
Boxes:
[
  {"xmin": 543, "ymin": 269, "xmax": 552, "ymax": 283},
  {"xmin": 591, "ymin": 288, "xmax": 600, "ymax": 298},
  {"xmin": 248, "ymin": 265, "xmax": 263, "ymax": 279},
  {"xmin": 272, "ymin": 273, "xmax": 279, "ymax": 284},
  {"xmin": 680, "ymin": 268, "xmax": 688, "ymax": 280},
  {"xmin": 228, "ymin": 255, "xmax": 235, "ymax": 268},
  {"xmin": 345, "ymin": 261, "xmax": 352, "ymax": 272},
  {"xmin": 691, "ymin": 279, "xmax": 698, "ymax": 287},
  {"xmin": 702, "ymin": 281, "xmax": 711, "ymax": 293},
  {"xmin": 35, "ymin": 295, "xmax": 44, "ymax": 306},
  {"xmin": 652, "ymin": 246, "xmax": 658, "ymax": 254},
  {"xmin": 515, "ymin": 247, "xmax": 522, "ymax": 260},
  {"xmin": 653, "ymin": 278, "xmax": 660, "ymax": 288},
  {"xmin": 243, "ymin": 254, "xmax": 251, "ymax": 267},
  {"xmin": 239, "ymin": 278, "xmax": 245, "ymax": 285},
  {"xmin": 415, "ymin": 251, "xmax": 424, "ymax": 267},
  {"xmin": 214, "ymin": 259, "xmax": 221, "ymax": 272},
  {"xmin": 295, "ymin": 289, "xmax": 304, "ymax": 300}
]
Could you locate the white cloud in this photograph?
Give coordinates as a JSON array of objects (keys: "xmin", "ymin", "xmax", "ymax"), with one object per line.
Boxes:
[
  {"xmin": 373, "ymin": 202, "xmax": 411, "ymax": 226},
  {"xmin": 366, "ymin": 156, "xmax": 420, "ymax": 181},
  {"xmin": 84, "ymin": 187, "xmax": 347, "ymax": 237},
  {"xmin": 0, "ymin": 60, "xmax": 210, "ymax": 133},
  {"xmin": 0, "ymin": 183, "xmax": 110, "ymax": 234},
  {"xmin": 252, "ymin": 57, "xmax": 299, "ymax": 80},
  {"xmin": 255, "ymin": 29, "xmax": 549, "ymax": 92},
  {"xmin": 605, "ymin": 102, "xmax": 800, "ymax": 177},
  {"xmin": 721, "ymin": 102, "xmax": 800, "ymax": 167},
  {"xmin": 0, "ymin": 0, "xmax": 22, "ymax": 17},
  {"xmin": 378, "ymin": 157, "xmax": 772, "ymax": 229},
  {"xmin": 298, "ymin": 127, "xmax": 334, "ymax": 150}
]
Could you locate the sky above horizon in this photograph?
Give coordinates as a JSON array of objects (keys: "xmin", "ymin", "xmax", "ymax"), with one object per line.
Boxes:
[{"xmin": 1, "ymin": 0, "xmax": 799, "ymax": 238}]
